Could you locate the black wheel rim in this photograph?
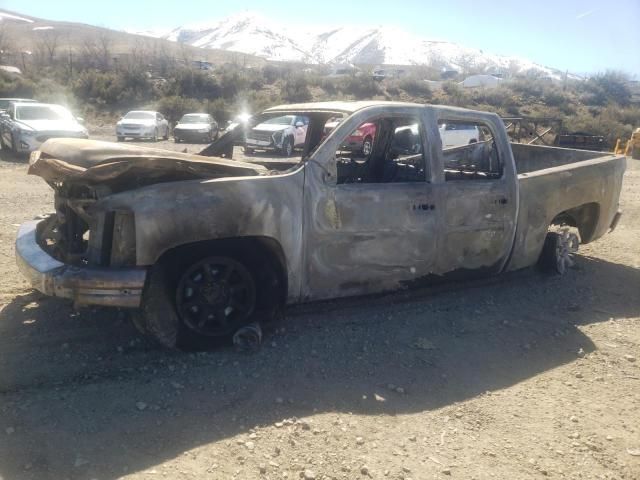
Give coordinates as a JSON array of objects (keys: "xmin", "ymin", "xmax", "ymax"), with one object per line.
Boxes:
[{"xmin": 176, "ymin": 257, "xmax": 256, "ymax": 337}]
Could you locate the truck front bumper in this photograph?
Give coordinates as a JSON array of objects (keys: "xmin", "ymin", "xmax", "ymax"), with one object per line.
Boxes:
[{"xmin": 15, "ymin": 220, "xmax": 147, "ymax": 308}]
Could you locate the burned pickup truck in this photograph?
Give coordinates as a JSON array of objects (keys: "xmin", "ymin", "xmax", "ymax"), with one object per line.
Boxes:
[{"xmin": 16, "ymin": 101, "xmax": 625, "ymax": 349}]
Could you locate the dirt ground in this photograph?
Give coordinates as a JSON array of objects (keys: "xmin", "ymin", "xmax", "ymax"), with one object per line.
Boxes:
[{"xmin": 0, "ymin": 134, "xmax": 638, "ymax": 480}]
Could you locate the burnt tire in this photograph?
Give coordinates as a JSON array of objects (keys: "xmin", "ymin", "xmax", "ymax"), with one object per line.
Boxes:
[
  {"xmin": 137, "ymin": 243, "xmax": 283, "ymax": 351},
  {"xmin": 136, "ymin": 263, "xmax": 181, "ymax": 348},
  {"xmin": 117, "ymin": 136, "xmax": 125, "ymax": 142},
  {"xmin": 538, "ymin": 231, "xmax": 579, "ymax": 275}
]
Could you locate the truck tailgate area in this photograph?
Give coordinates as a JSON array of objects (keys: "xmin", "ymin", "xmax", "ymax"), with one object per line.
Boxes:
[{"xmin": 507, "ymin": 144, "xmax": 626, "ymax": 271}]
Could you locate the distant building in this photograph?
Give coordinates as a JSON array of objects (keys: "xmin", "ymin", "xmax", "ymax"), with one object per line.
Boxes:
[
  {"xmin": 0, "ymin": 65, "xmax": 22, "ymax": 75},
  {"xmin": 372, "ymin": 67, "xmax": 406, "ymax": 80},
  {"xmin": 440, "ymin": 69, "xmax": 459, "ymax": 80},
  {"xmin": 423, "ymin": 80, "xmax": 444, "ymax": 90},
  {"xmin": 192, "ymin": 60, "xmax": 213, "ymax": 71},
  {"xmin": 328, "ymin": 64, "xmax": 359, "ymax": 77},
  {"xmin": 460, "ymin": 74, "xmax": 503, "ymax": 89}
]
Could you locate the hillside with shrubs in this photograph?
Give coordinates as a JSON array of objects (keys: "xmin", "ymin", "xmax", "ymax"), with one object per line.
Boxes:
[{"xmin": 0, "ymin": 48, "xmax": 638, "ymax": 147}]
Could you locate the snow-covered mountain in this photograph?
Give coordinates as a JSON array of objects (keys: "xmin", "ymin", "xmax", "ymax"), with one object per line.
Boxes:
[
  {"xmin": 142, "ymin": 12, "xmax": 560, "ymax": 76},
  {"xmin": 0, "ymin": 11, "xmax": 34, "ymax": 23}
]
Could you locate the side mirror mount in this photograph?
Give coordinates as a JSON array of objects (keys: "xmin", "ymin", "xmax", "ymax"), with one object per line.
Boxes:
[{"xmin": 295, "ymin": 121, "xmax": 304, "ymax": 128}]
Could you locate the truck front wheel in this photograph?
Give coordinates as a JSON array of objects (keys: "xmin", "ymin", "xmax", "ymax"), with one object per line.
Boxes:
[
  {"xmin": 538, "ymin": 230, "xmax": 579, "ymax": 275},
  {"xmin": 175, "ymin": 256, "xmax": 256, "ymax": 341},
  {"xmin": 137, "ymin": 245, "xmax": 282, "ymax": 350}
]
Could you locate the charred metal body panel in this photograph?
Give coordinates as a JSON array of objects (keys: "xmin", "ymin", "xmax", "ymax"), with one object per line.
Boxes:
[
  {"xmin": 299, "ymin": 104, "xmax": 519, "ymax": 300},
  {"xmin": 97, "ymin": 168, "xmax": 306, "ymax": 303},
  {"xmin": 16, "ymin": 221, "xmax": 146, "ymax": 307},
  {"xmin": 508, "ymin": 144, "xmax": 626, "ymax": 271},
  {"xmin": 17, "ymin": 102, "xmax": 626, "ymax": 309}
]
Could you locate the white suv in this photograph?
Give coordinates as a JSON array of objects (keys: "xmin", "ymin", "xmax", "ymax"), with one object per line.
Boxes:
[{"xmin": 245, "ymin": 115, "xmax": 309, "ymax": 157}]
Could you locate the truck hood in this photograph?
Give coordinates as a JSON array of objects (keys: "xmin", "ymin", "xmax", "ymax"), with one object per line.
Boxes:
[
  {"xmin": 17, "ymin": 119, "xmax": 85, "ymax": 133},
  {"xmin": 28, "ymin": 138, "xmax": 268, "ymax": 191}
]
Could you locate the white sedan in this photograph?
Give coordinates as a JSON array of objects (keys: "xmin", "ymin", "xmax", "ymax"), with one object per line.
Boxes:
[
  {"xmin": 116, "ymin": 111, "xmax": 169, "ymax": 142},
  {"xmin": 0, "ymin": 102, "xmax": 88, "ymax": 154}
]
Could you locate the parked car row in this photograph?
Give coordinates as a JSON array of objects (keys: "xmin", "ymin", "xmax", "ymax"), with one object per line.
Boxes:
[
  {"xmin": 0, "ymin": 100, "xmax": 483, "ymax": 159},
  {"xmin": 0, "ymin": 98, "xmax": 222, "ymax": 156},
  {"xmin": 115, "ymin": 111, "xmax": 219, "ymax": 144}
]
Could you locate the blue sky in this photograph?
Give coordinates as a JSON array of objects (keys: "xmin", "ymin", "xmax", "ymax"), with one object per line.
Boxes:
[{"xmin": 3, "ymin": 0, "xmax": 639, "ymax": 76}]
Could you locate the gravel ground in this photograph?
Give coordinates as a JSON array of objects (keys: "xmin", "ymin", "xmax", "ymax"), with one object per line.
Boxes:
[{"xmin": 0, "ymin": 134, "xmax": 638, "ymax": 480}]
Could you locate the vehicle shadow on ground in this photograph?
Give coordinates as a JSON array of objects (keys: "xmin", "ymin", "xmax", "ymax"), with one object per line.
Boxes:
[{"xmin": 0, "ymin": 256, "xmax": 638, "ymax": 479}]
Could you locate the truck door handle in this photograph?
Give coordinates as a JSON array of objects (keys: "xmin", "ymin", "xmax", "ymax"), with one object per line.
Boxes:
[
  {"xmin": 494, "ymin": 197, "xmax": 508, "ymax": 205},
  {"xmin": 413, "ymin": 203, "xmax": 435, "ymax": 211}
]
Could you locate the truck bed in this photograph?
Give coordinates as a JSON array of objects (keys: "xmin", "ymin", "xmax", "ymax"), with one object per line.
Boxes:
[
  {"xmin": 507, "ymin": 143, "xmax": 626, "ymax": 271},
  {"xmin": 511, "ymin": 143, "xmax": 608, "ymax": 173}
]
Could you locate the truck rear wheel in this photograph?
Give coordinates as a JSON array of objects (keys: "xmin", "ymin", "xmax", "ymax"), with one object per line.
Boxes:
[{"xmin": 538, "ymin": 230, "xmax": 579, "ymax": 275}]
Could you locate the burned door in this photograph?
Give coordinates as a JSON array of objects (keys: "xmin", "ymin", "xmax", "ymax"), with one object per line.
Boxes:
[
  {"xmin": 435, "ymin": 116, "xmax": 518, "ymax": 275},
  {"xmin": 303, "ymin": 113, "xmax": 441, "ymax": 301}
]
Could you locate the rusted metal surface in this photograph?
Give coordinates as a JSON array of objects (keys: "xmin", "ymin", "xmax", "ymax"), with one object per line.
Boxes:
[
  {"xmin": 16, "ymin": 220, "xmax": 146, "ymax": 307},
  {"xmin": 29, "ymin": 139, "xmax": 267, "ymax": 185},
  {"xmin": 507, "ymin": 144, "xmax": 626, "ymax": 271},
  {"xmin": 17, "ymin": 101, "xmax": 626, "ymax": 308}
]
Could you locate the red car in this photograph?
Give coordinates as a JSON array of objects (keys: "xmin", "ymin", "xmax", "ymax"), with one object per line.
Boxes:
[{"xmin": 324, "ymin": 119, "xmax": 376, "ymax": 156}]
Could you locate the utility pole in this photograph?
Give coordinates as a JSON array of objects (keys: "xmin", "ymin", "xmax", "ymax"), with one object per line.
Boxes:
[{"xmin": 69, "ymin": 50, "xmax": 73, "ymax": 77}]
